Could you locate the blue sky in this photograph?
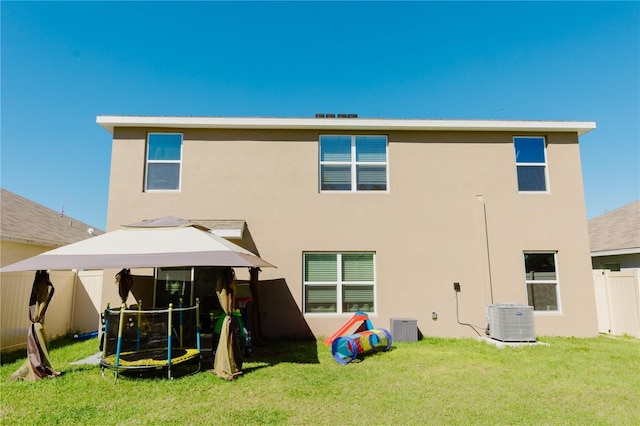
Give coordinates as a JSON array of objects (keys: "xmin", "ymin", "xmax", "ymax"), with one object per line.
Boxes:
[{"xmin": 1, "ymin": 1, "xmax": 638, "ymax": 230}]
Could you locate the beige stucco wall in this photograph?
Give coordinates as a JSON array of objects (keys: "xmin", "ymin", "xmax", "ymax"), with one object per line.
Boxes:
[
  {"xmin": 106, "ymin": 128, "xmax": 598, "ymax": 339},
  {"xmin": 1, "ymin": 241, "xmax": 53, "ymax": 267}
]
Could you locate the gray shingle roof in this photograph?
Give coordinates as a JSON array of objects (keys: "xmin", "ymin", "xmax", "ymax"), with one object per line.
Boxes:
[
  {"xmin": 588, "ymin": 200, "xmax": 640, "ymax": 253},
  {"xmin": 1, "ymin": 188, "xmax": 104, "ymax": 248}
]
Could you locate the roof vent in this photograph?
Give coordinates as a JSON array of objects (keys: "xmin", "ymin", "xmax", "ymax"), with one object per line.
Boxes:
[{"xmin": 314, "ymin": 113, "xmax": 358, "ymax": 118}]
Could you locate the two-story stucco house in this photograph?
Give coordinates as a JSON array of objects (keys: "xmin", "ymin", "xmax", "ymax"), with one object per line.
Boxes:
[{"xmin": 97, "ymin": 115, "xmax": 599, "ymax": 339}]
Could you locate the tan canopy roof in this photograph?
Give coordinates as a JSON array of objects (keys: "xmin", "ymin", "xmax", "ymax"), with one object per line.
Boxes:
[{"xmin": 0, "ymin": 216, "xmax": 274, "ymax": 272}]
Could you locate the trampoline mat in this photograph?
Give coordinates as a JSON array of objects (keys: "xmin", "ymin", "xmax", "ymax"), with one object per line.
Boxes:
[{"xmin": 102, "ymin": 348, "xmax": 200, "ymax": 367}]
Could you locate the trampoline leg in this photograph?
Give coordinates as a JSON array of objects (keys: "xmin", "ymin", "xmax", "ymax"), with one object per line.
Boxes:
[{"xmin": 101, "ymin": 366, "xmax": 118, "ymax": 384}]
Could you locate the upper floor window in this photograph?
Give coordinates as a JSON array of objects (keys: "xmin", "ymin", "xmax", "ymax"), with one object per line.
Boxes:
[
  {"xmin": 524, "ymin": 252, "xmax": 561, "ymax": 312},
  {"xmin": 303, "ymin": 252, "xmax": 375, "ymax": 314},
  {"xmin": 319, "ymin": 135, "xmax": 388, "ymax": 192},
  {"xmin": 514, "ymin": 136, "xmax": 547, "ymax": 192},
  {"xmin": 145, "ymin": 133, "xmax": 182, "ymax": 191}
]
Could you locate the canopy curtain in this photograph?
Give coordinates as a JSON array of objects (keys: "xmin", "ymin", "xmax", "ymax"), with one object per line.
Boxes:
[
  {"xmin": 10, "ymin": 271, "xmax": 63, "ymax": 382},
  {"xmin": 212, "ymin": 268, "xmax": 243, "ymax": 380}
]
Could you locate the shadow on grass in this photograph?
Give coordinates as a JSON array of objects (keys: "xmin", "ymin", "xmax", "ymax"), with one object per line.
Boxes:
[
  {"xmin": 201, "ymin": 338, "xmax": 321, "ymax": 376},
  {"xmin": 0, "ymin": 347, "xmax": 26, "ymax": 366},
  {"xmin": 89, "ymin": 339, "xmax": 319, "ymax": 382},
  {"xmin": 0, "ymin": 332, "xmax": 83, "ymax": 366},
  {"xmin": 2, "ymin": 334, "xmax": 319, "ymax": 384},
  {"xmin": 253, "ymin": 338, "xmax": 320, "ymax": 364}
]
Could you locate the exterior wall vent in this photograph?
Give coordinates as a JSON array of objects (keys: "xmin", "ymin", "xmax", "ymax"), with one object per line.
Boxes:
[{"xmin": 486, "ymin": 304, "xmax": 536, "ymax": 342}]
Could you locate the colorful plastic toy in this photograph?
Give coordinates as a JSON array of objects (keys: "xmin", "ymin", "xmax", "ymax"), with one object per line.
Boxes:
[
  {"xmin": 325, "ymin": 312, "xmax": 392, "ymax": 364},
  {"xmin": 214, "ymin": 310, "xmax": 253, "ymax": 357}
]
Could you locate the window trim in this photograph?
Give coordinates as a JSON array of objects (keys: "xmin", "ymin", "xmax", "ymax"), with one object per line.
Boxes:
[
  {"xmin": 514, "ymin": 136, "xmax": 549, "ymax": 193},
  {"xmin": 303, "ymin": 251, "xmax": 377, "ymax": 316},
  {"xmin": 145, "ymin": 132, "xmax": 183, "ymax": 192},
  {"xmin": 319, "ymin": 135, "xmax": 389, "ymax": 193},
  {"xmin": 523, "ymin": 251, "xmax": 562, "ymax": 314}
]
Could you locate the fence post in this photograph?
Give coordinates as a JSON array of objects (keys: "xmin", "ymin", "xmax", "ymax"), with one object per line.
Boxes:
[
  {"xmin": 604, "ymin": 269, "xmax": 616, "ymax": 334},
  {"xmin": 634, "ymin": 269, "xmax": 640, "ymax": 338}
]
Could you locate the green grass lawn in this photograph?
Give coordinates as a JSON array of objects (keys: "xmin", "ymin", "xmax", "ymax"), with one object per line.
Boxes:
[{"xmin": 1, "ymin": 335, "xmax": 638, "ymax": 425}]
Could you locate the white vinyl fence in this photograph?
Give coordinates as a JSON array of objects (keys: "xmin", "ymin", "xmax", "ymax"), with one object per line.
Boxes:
[
  {"xmin": 593, "ymin": 269, "xmax": 640, "ymax": 338},
  {"xmin": 71, "ymin": 270, "xmax": 104, "ymax": 335},
  {"xmin": 0, "ymin": 270, "xmax": 104, "ymax": 352}
]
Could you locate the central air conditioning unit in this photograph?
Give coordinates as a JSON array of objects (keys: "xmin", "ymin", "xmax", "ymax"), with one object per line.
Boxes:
[{"xmin": 486, "ymin": 304, "xmax": 536, "ymax": 342}]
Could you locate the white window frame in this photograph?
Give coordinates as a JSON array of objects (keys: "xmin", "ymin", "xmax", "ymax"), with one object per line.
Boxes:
[
  {"xmin": 523, "ymin": 251, "xmax": 562, "ymax": 313},
  {"xmin": 303, "ymin": 252, "xmax": 376, "ymax": 316},
  {"xmin": 319, "ymin": 135, "xmax": 389, "ymax": 193},
  {"xmin": 145, "ymin": 133, "xmax": 183, "ymax": 192},
  {"xmin": 514, "ymin": 136, "xmax": 549, "ymax": 193}
]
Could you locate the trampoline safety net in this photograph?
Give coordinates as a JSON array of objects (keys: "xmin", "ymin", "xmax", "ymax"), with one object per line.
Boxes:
[{"xmin": 101, "ymin": 305, "xmax": 201, "ymax": 379}]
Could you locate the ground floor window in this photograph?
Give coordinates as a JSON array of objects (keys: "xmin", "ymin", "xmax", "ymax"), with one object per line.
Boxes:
[
  {"xmin": 303, "ymin": 252, "xmax": 375, "ymax": 314},
  {"xmin": 523, "ymin": 252, "xmax": 560, "ymax": 311}
]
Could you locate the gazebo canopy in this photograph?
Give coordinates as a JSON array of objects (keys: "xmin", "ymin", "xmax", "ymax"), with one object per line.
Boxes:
[{"xmin": 0, "ymin": 216, "xmax": 275, "ymax": 272}]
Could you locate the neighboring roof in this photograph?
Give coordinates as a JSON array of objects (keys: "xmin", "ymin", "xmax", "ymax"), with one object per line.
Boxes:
[
  {"xmin": 589, "ymin": 200, "xmax": 640, "ymax": 256},
  {"xmin": 96, "ymin": 115, "xmax": 596, "ymax": 137},
  {"xmin": 0, "ymin": 188, "xmax": 105, "ymax": 248}
]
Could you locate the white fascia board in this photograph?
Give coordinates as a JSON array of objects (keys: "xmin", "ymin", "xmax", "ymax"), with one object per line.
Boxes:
[
  {"xmin": 97, "ymin": 116, "xmax": 596, "ymax": 136},
  {"xmin": 591, "ymin": 248, "xmax": 640, "ymax": 257}
]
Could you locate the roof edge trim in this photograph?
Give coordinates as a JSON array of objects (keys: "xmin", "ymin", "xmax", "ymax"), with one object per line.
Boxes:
[
  {"xmin": 97, "ymin": 116, "xmax": 596, "ymax": 136},
  {"xmin": 1, "ymin": 234, "xmax": 64, "ymax": 248},
  {"xmin": 591, "ymin": 248, "xmax": 640, "ymax": 257}
]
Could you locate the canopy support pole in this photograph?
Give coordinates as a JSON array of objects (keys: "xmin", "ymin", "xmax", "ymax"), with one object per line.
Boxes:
[{"xmin": 248, "ymin": 267, "xmax": 266, "ymax": 347}]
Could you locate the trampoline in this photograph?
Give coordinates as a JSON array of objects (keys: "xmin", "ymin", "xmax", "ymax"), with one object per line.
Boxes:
[{"xmin": 100, "ymin": 302, "xmax": 201, "ymax": 381}]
